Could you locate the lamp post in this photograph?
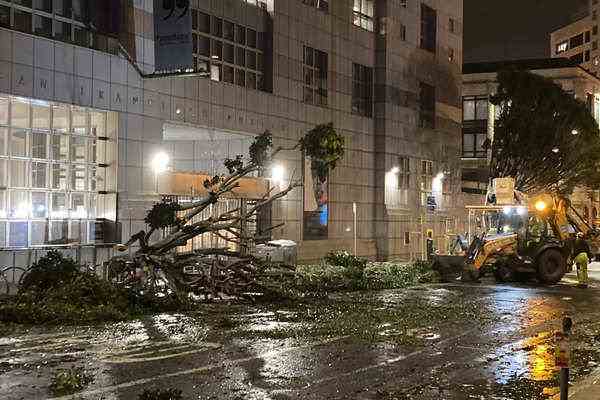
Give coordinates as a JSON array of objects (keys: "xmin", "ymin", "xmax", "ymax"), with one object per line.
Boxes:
[
  {"xmin": 271, "ymin": 164, "xmax": 285, "ymax": 189},
  {"xmin": 152, "ymin": 152, "xmax": 170, "ymax": 195}
]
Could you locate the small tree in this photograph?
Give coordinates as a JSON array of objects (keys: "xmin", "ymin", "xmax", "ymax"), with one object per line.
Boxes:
[
  {"xmin": 107, "ymin": 124, "xmax": 345, "ymax": 300},
  {"xmin": 490, "ymin": 69, "xmax": 600, "ymax": 193}
]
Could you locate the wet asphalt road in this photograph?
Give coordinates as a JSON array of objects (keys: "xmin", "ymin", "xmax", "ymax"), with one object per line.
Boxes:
[{"xmin": 2, "ymin": 280, "xmax": 600, "ymax": 400}]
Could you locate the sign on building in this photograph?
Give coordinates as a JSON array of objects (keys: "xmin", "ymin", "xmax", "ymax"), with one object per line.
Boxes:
[
  {"xmin": 494, "ymin": 177, "xmax": 516, "ymax": 205},
  {"xmin": 154, "ymin": 0, "xmax": 193, "ymax": 73}
]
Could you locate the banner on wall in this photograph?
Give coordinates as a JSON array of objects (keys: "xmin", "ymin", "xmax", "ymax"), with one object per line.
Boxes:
[{"xmin": 154, "ymin": 0, "xmax": 193, "ymax": 72}]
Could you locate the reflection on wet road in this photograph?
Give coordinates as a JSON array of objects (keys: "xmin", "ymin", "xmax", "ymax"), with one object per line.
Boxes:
[{"xmin": 2, "ymin": 283, "xmax": 600, "ymax": 399}]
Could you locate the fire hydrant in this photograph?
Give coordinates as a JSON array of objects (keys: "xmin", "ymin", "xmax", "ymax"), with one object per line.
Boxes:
[{"xmin": 574, "ymin": 251, "xmax": 589, "ymax": 288}]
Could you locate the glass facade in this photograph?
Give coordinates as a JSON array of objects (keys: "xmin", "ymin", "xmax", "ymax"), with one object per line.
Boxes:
[
  {"xmin": 191, "ymin": 8, "xmax": 266, "ymax": 91},
  {"xmin": 0, "ymin": 95, "xmax": 117, "ymax": 247},
  {"xmin": 0, "ymin": 0, "xmax": 119, "ymax": 53}
]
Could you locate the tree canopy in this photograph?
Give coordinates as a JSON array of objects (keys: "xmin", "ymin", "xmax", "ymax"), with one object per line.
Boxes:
[{"xmin": 490, "ymin": 69, "xmax": 600, "ymax": 194}]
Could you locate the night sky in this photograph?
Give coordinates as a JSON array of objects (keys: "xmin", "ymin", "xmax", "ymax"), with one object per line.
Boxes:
[{"xmin": 464, "ymin": 0, "xmax": 589, "ymax": 63}]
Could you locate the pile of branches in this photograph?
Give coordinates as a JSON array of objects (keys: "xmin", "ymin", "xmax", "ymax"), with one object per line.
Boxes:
[{"xmin": 108, "ymin": 124, "xmax": 344, "ymax": 301}]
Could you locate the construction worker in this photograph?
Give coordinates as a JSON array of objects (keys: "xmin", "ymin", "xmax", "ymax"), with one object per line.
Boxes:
[{"xmin": 574, "ymin": 251, "xmax": 589, "ymax": 288}]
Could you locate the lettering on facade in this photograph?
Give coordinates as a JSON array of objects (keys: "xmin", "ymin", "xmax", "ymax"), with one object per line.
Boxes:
[
  {"xmin": 132, "ymin": 96, "xmax": 139, "ymax": 104},
  {"xmin": 17, "ymin": 75, "xmax": 25, "ymax": 86},
  {"xmin": 98, "ymin": 90, "xmax": 105, "ymax": 100},
  {"xmin": 115, "ymin": 92, "xmax": 122, "ymax": 103}
]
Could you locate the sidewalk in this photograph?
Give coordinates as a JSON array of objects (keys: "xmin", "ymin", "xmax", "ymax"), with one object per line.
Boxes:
[{"xmin": 560, "ymin": 262, "xmax": 600, "ymax": 399}]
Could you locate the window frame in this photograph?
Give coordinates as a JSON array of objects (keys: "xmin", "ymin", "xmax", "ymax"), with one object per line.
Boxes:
[
  {"xmin": 351, "ymin": 63, "xmax": 373, "ymax": 118},
  {"xmin": 301, "ymin": 0, "xmax": 329, "ymax": 13},
  {"xmin": 420, "ymin": 3, "xmax": 437, "ymax": 53},
  {"xmin": 191, "ymin": 9, "xmax": 265, "ymax": 91},
  {"xmin": 303, "ymin": 45, "xmax": 328, "ymax": 107},
  {"xmin": 462, "ymin": 96, "xmax": 489, "ymax": 158},
  {"xmin": 419, "ymin": 82, "xmax": 436, "ymax": 129},
  {"xmin": 352, "ymin": 0, "xmax": 375, "ymax": 32}
]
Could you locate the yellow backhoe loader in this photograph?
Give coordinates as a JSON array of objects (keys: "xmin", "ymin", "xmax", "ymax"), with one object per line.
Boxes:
[{"xmin": 435, "ymin": 190, "xmax": 598, "ymax": 284}]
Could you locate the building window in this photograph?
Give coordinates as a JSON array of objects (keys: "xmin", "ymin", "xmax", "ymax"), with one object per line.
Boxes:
[
  {"xmin": 594, "ymin": 41, "xmax": 598, "ymax": 50},
  {"xmin": 463, "ymin": 96, "xmax": 488, "ymax": 121},
  {"xmin": 420, "ymin": 160, "xmax": 433, "ymax": 207},
  {"xmin": 385, "ymin": 157, "xmax": 410, "ymax": 209},
  {"xmin": 570, "ymin": 52, "xmax": 584, "ymax": 64},
  {"xmin": 303, "ymin": 46, "xmax": 328, "ymax": 106},
  {"xmin": 594, "ymin": 10, "xmax": 598, "ymax": 20},
  {"xmin": 351, "ymin": 63, "xmax": 373, "ymax": 117},
  {"xmin": 586, "ymin": 50, "xmax": 591, "ymax": 62},
  {"xmin": 419, "ymin": 82, "xmax": 435, "ymax": 129},
  {"xmin": 0, "ymin": 1, "xmax": 120, "ymax": 53},
  {"xmin": 302, "ymin": 0, "xmax": 329, "ymax": 13},
  {"xmin": 404, "ymin": 231, "xmax": 410, "ymax": 245},
  {"xmin": 449, "ymin": 17, "xmax": 455, "ymax": 33},
  {"xmin": 570, "ymin": 33, "xmax": 584, "ymax": 49},
  {"xmin": 448, "ymin": 47, "xmax": 455, "ymax": 62},
  {"xmin": 594, "ymin": 25, "xmax": 598, "ymax": 36},
  {"xmin": 400, "ymin": 24, "xmax": 407, "ymax": 41},
  {"xmin": 556, "ymin": 41, "xmax": 568, "ymax": 54},
  {"xmin": 0, "ymin": 95, "xmax": 117, "ymax": 247},
  {"xmin": 353, "ymin": 0, "xmax": 374, "ymax": 31},
  {"xmin": 244, "ymin": 0, "xmax": 268, "ymax": 9},
  {"xmin": 462, "ymin": 126, "xmax": 487, "ymax": 159},
  {"xmin": 400, "ymin": 0, "xmax": 408, "ymax": 7},
  {"xmin": 420, "ymin": 4, "xmax": 437, "ymax": 53},
  {"xmin": 586, "ymin": 31, "xmax": 591, "ymax": 43},
  {"xmin": 191, "ymin": 10, "xmax": 266, "ymax": 91},
  {"xmin": 462, "ymin": 96, "xmax": 488, "ymax": 158}
]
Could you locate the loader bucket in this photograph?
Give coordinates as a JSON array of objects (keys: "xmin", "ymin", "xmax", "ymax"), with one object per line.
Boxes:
[{"xmin": 431, "ymin": 255, "xmax": 467, "ymax": 282}]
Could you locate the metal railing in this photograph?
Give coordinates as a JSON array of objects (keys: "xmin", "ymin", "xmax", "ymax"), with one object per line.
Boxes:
[{"xmin": 0, "ymin": 244, "xmax": 118, "ymax": 296}]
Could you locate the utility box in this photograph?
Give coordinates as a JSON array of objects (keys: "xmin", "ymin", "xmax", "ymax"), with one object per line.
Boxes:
[
  {"xmin": 494, "ymin": 177, "xmax": 516, "ymax": 205},
  {"xmin": 254, "ymin": 240, "xmax": 297, "ymax": 265}
]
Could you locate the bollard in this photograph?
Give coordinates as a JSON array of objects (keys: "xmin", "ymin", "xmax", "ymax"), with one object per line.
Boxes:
[{"xmin": 557, "ymin": 316, "xmax": 573, "ymax": 400}]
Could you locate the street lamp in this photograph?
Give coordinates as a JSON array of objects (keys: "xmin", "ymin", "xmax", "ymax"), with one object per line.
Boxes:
[
  {"xmin": 571, "ymin": 129, "xmax": 579, "ymax": 136},
  {"xmin": 552, "ymin": 147, "xmax": 560, "ymax": 154},
  {"xmin": 152, "ymin": 152, "xmax": 170, "ymax": 193},
  {"xmin": 271, "ymin": 164, "xmax": 285, "ymax": 189}
]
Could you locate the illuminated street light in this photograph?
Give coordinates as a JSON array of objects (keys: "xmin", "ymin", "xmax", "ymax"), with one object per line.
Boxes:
[
  {"xmin": 571, "ymin": 129, "xmax": 579, "ymax": 136},
  {"xmin": 390, "ymin": 166, "xmax": 400, "ymax": 174},
  {"xmin": 271, "ymin": 164, "xmax": 285, "ymax": 185},
  {"xmin": 152, "ymin": 152, "xmax": 170, "ymax": 195},
  {"xmin": 552, "ymin": 147, "xmax": 559, "ymax": 154},
  {"xmin": 152, "ymin": 152, "xmax": 170, "ymax": 174},
  {"xmin": 535, "ymin": 200, "xmax": 547, "ymax": 212}
]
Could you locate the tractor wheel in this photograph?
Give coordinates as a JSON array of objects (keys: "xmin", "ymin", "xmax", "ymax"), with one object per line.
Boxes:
[
  {"xmin": 494, "ymin": 263, "xmax": 514, "ymax": 283},
  {"xmin": 537, "ymin": 249, "xmax": 566, "ymax": 284}
]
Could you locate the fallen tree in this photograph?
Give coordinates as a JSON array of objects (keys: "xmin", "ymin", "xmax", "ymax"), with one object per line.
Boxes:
[{"xmin": 107, "ymin": 124, "xmax": 345, "ymax": 300}]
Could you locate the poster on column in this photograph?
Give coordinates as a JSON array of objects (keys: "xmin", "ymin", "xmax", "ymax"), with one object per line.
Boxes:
[{"xmin": 154, "ymin": 0, "xmax": 193, "ymax": 73}]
